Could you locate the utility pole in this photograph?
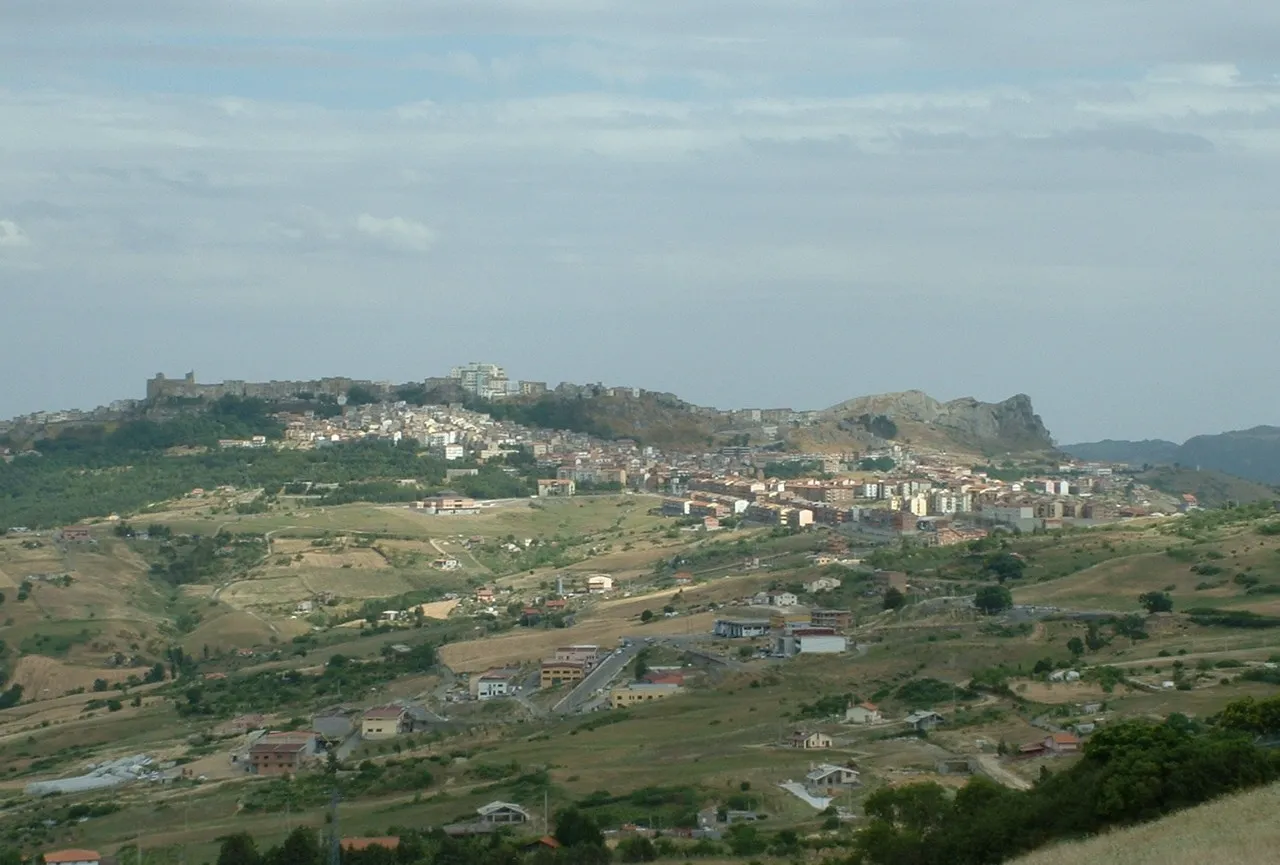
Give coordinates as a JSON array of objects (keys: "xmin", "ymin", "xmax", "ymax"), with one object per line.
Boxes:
[{"xmin": 328, "ymin": 791, "xmax": 342, "ymax": 865}]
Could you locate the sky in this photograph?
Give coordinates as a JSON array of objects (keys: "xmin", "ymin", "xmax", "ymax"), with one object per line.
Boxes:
[{"xmin": 2, "ymin": 1, "xmax": 1279, "ymax": 444}]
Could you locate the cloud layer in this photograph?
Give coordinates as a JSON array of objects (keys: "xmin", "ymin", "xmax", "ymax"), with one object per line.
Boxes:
[{"xmin": 1, "ymin": 1, "xmax": 1278, "ymax": 441}]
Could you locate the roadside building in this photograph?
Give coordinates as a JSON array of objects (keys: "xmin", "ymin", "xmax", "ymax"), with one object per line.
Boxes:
[
  {"xmin": 774, "ymin": 628, "xmax": 847, "ymax": 657},
  {"xmin": 554, "ymin": 645, "xmax": 600, "ymax": 669},
  {"xmin": 712, "ymin": 618, "xmax": 771, "ymax": 638},
  {"xmin": 609, "ymin": 682, "xmax": 682, "ymax": 709},
  {"xmin": 540, "ymin": 660, "xmax": 586, "ymax": 688},
  {"xmin": 360, "ymin": 706, "xmax": 407, "ymax": 740}
]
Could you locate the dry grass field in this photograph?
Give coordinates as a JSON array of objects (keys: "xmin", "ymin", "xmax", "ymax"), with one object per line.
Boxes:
[
  {"xmin": 9, "ymin": 655, "xmax": 136, "ymax": 697},
  {"xmin": 440, "ymin": 611, "xmax": 719, "ymax": 671},
  {"xmin": 1010, "ymin": 783, "xmax": 1280, "ymax": 865}
]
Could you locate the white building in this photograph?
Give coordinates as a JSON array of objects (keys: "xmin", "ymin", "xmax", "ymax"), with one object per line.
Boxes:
[
  {"xmin": 586, "ymin": 574, "xmax": 615, "ymax": 593},
  {"xmin": 475, "ymin": 673, "xmax": 513, "ymax": 699},
  {"xmin": 845, "ymin": 702, "xmax": 883, "ymax": 724},
  {"xmin": 442, "ymin": 443, "xmax": 465, "ymax": 461},
  {"xmin": 449, "ymin": 363, "xmax": 510, "ymax": 400},
  {"xmin": 775, "ymin": 630, "xmax": 847, "ymax": 656}
]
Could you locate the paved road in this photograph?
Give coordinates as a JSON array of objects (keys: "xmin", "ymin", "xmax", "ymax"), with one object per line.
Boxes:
[
  {"xmin": 550, "ymin": 634, "xmax": 738, "ymax": 715},
  {"xmin": 553, "ymin": 644, "xmax": 640, "ymax": 715},
  {"xmin": 974, "ymin": 755, "xmax": 1032, "ymax": 791}
]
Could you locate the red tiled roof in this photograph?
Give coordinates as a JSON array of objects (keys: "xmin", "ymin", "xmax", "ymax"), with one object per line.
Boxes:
[{"xmin": 45, "ymin": 852, "xmax": 100, "ymax": 864}]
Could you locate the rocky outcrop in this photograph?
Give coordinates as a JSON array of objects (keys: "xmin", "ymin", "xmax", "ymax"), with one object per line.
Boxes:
[{"xmin": 822, "ymin": 390, "xmax": 1054, "ymax": 453}]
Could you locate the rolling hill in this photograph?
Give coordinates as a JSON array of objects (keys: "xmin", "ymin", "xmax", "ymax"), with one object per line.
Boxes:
[
  {"xmin": 1064, "ymin": 425, "xmax": 1280, "ymax": 486},
  {"xmin": 1011, "ymin": 782, "xmax": 1280, "ymax": 865}
]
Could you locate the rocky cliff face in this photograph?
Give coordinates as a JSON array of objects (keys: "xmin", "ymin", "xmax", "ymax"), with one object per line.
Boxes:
[{"xmin": 821, "ymin": 390, "xmax": 1054, "ymax": 453}]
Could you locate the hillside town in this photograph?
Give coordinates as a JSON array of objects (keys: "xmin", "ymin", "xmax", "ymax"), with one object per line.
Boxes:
[{"xmin": 1, "ymin": 365, "xmax": 1194, "ymax": 541}]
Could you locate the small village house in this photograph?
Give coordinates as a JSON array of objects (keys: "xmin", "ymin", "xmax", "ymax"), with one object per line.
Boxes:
[
  {"xmin": 1044, "ymin": 732, "xmax": 1082, "ymax": 754},
  {"xmin": 477, "ymin": 801, "xmax": 532, "ymax": 824},
  {"xmin": 789, "ymin": 731, "xmax": 833, "ymax": 750},
  {"xmin": 44, "ymin": 851, "xmax": 100, "ymax": 865},
  {"xmin": 361, "ymin": 706, "xmax": 407, "ymax": 740},
  {"xmin": 585, "ymin": 574, "xmax": 614, "ymax": 593},
  {"xmin": 804, "ymin": 763, "xmax": 860, "ymax": 795},
  {"xmin": 845, "ymin": 702, "xmax": 882, "ymax": 725},
  {"xmin": 249, "ymin": 732, "xmax": 319, "ymax": 776},
  {"xmin": 905, "ymin": 710, "xmax": 945, "ymax": 732}
]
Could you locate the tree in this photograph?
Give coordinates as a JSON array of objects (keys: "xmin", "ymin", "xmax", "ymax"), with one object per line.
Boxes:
[
  {"xmin": 639, "ymin": 609, "xmax": 654, "ymax": 623},
  {"xmin": 973, "ymin": 585, "xmax": 1013, "ymax": 615},
  {"xmin": 268, "ymin": 827, "xmax": 320, "ymax": 865},
  {"xmin": 217, "ymin": 833, "xmax": 262, "ymax": 865},
  {"xmin": 143, "ymin": 662, "xmax": 166, "ymax": 684},
  {"xmin": 984, "ymin": 551, "xmax": 1026, "ymax": 583},
  {"xmin": 1066, "ymin": 637, "xmax": 1085, "ymax": 659},
  {"xmin": 1085, "ymin": 621, "xmax": 1107, "ymax": 651},
  {"xmin": 883, "ymin": 587, "xmax": 906, "ymax": 611},
  {"xmin": 1115, "ymin": 614, "xmax": 1149, "ymax": 644},
  {"xmin": 633, "ymin": 649, "xmax": 650, "ymax": 681},
  {"xmin": 554, "ymin": 807, "xmax": 605, "ymax": 849},
  {"xmin": 1139, "ymin": 591, "xmax": 1174, "ymax": 614},
  {"xmin": 92, "ymin": 678, "xmax": 109, "ymax": 692},
  {"xmin": 615, "ymin": 835, "xmax": 656, "ymax": 863}
]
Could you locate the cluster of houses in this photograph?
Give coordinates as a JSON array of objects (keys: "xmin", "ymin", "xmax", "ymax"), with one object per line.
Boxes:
[
  {"xmin": 238, "ymin": 703, "xmax": 436, "ymax": 776},
  {"xmin": 712, "ymin": 604, "xmax": 852, "ymax": 657}
]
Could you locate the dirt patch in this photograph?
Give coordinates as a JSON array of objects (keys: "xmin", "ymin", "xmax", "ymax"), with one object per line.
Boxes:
[
  {"xmin": 1011, "ymin": 679, "xmax": 1111, "ymax": 704},
  {"xmin": 440, "ymin": 611, "xmax": 718, "ymax": 672},
  {"xmin": 10, "ymin": 655, "xmax": 136, "ymax": 701},
  {"xmin": 415, "ymin": 599, "xmax": 460, "ymax": 619}
]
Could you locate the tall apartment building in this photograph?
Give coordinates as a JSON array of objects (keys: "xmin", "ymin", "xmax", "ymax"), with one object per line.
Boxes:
[{"xmin": 449, "ymin": 363, "xmax": 510, "ymax": 399}]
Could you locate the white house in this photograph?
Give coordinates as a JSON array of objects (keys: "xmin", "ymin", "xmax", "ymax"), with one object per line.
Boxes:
[
  {"xmin": 789, "ymin": 730, "xmax": 833, "ymax": 750},
  {"xmin": 477, "ymin": 801, "xmax": 531, "ymax": 824},
  {"xmin": 771, "ymin": 592, "xmax": 799, "ymax": 607},
  {"xmin": 474, "ymin": 671, "xmax": 515, "ymax": 700},
  {"xmin": 586, "ymin": 574, "xmax": 615, "ymax": 593},
  {"xmin": 845, "ymin": 702, "xmax": 883, "ymax": 725},
  {"xmin": 804, "ymin": 577, "xmax": 842, "ymax": 593}
]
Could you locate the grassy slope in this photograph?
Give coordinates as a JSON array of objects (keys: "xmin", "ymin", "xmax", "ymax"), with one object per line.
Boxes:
[
  {"xmin": 1011, "ymin": 783, "xmax": 1280, "ymax": 865},
  {"xmin": 1137, "ymin": 465, "xmax": 1277, "ymax": 507}
]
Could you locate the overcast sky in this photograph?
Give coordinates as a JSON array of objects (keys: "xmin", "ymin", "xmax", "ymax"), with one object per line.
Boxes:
[{"xmin": 2, "ymin": 1, "xmax": 1279, "ymax": 443}]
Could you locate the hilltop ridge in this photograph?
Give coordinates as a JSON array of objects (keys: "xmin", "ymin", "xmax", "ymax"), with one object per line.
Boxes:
[
  {"xmin": 816, "ymin": 390, "xmax": 1053, "ymax": 453},
  {"xmin": 1064, "ymin": 425, "xmax": 1280, "ymax": 486},
  {"xmin": 1, "ymin": 368, "xmax": 1059, "ymax": 457}
]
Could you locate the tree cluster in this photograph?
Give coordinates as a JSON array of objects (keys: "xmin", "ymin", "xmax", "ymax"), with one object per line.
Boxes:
[{"xmin": 847, "ymin": 707, "xmax": 1280, "ymax": 865}]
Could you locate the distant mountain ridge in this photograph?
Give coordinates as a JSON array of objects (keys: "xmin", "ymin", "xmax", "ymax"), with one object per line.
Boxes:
[{"xmin": 1064, "ymin": 425, "xmax": 1280, "ymax": 486}]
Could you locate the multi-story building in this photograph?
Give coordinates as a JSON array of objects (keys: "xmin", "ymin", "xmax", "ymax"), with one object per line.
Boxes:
[
  {"xmin": 449, "ymin": 363, "xmax": 510, "ymax": 399},
  {"xmin": 610, "ymin": 683, "xmax": 681, "ymax": 709},
  {"xmin": 809, "ymin": 609, "xmax": 853, "ymax": 630},
  {"xmin": 540, "ymin": 660, "xmax": 586, "ymax": 688},
  {"xmin": 554, "ymin": 645, "xmax": 600, "ymax": 669}
]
